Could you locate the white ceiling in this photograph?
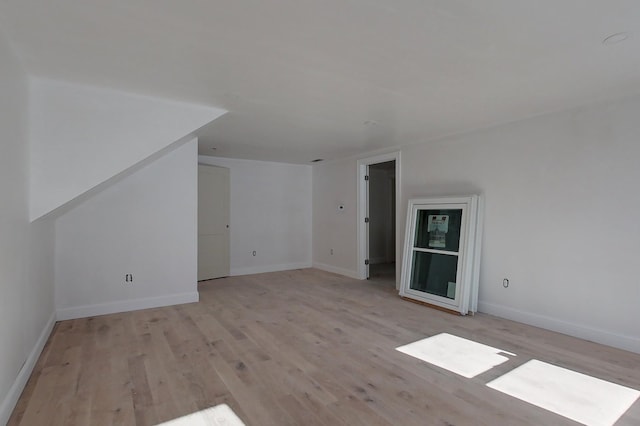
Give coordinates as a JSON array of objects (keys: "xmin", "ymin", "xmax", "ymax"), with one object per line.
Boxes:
[{"xmin": 1, "ymin": 1, "xmax": 639, "ymax": 164}]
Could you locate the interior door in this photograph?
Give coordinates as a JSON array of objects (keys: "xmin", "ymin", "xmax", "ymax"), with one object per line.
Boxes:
[{"xmin": 198, "ymin": 164, "xmax": 230, "ymax": 281}]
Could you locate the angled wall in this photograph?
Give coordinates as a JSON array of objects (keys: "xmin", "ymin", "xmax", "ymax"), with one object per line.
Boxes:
[
  {"xmin": 55, "ymin": 139, "xmax": 199, "ymax": 320},
  {"xmin": 29, "ymin": 78, "xmax": 226, "ymax": 220}
]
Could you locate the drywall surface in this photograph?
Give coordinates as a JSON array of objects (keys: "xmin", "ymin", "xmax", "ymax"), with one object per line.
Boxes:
[
  {"xmin": 29, "ymin": 78, "xmax": 226, "ymax": 220},
  {"xmin": 0, "ymin": 37, "xmax": 55, "ymax": 424},
  {"xmin": 312, "ymin": 157, "xmax": 359, "ymax": 277},
  {"xmin": 198, "ymin": 156, "xmax": 312, "ymax": 275},
  {"xmin": 55, "ymin": 139, "xmax": 199, "ymax": 319},
  {"xmin": 24, "ymin": 218, "xmax": 55, "ymax": 348},
  {"xmin": 313, "ymin": 96, "xmax": 640, "ymax": 353}
]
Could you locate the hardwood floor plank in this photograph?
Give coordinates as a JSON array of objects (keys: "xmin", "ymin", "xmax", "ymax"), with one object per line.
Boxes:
[{"xmin": 9, "ymin": 268, "xmax": 640, "ymax": 425}]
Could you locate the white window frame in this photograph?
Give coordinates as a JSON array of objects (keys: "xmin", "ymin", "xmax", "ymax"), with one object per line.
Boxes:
[{"xmin": 399, "ymin": 195, "xmax": 483, "ymax": 315}]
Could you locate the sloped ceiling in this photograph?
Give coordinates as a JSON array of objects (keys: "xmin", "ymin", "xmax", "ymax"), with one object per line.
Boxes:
[
  {"xmin": 29, "ymin": 78, "xmax": 225, "ymax": 220},
  {"xmin": 2, "ymin": 0, "xmax": 640, "ymax": 163}
]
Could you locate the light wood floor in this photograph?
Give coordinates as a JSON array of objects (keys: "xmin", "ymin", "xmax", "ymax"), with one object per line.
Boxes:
[{"xmin": 9, "ymin": 269, "xmax": 640, "ymax": 425}]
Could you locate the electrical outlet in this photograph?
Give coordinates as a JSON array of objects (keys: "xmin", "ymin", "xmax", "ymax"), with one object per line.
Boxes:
[
  {"xmin": 252, "ymin": 250, "xmax": 256, "ymax": 256},
  {"xmin": 503, "ymin": 278, "xmax": 509, "ymax": 288},
  {"xmin": 125, "ymin": 273, "xmax": 133, "ymax": 283},
  {"xmin": 330, "ymin": 248, "xmax": 334, "ymax": 255}
]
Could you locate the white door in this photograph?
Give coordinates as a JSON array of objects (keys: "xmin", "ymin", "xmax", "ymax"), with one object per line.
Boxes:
[{"xmin": 198, "ymin": 164, "xmax": 230, "ymax": 281}]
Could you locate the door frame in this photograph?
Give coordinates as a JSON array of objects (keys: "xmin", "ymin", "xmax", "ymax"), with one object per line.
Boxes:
[{"xmin": 357, "ymin": 151, "xmax": 401, "ymax": 285}]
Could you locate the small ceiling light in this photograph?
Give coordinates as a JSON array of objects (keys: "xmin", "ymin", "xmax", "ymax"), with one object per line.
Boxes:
[
  {"xmin": 310, "ymin": 159, "xmax": 324, "ymax": 163},
  {"xmin": 603, "ymin": 32, "xmax": 631, "ymax": 45}
]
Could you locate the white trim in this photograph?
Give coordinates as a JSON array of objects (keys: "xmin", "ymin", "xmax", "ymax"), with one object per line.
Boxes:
[
  {"xmin": 357, "ymin": 151, "xmax": 401, "ymax": 283},
  {"xmin": 478, "ymin": 301, "xmax": 640, "ymax": 354},
  {"xmin": 470, "ymin": 196, "xmax": 484, "ymax": 313},
  {"xmin": 312, "ymin": 262, "xmax": 361, "ymax": 280},
  {"xmin": 56, "ymin": 292, "xmax": 199, "ymax": 321},
  {"xmin": 399, "ymin": 196, "xmax": 481, "ymax": 315},
  {"xmin": 357, "ymin": 161, "xmax": 368, "ymax": 279},
  {"xmin": 0, "ymin": 312, "xmax": 56, "ymax": 425},
  {"xmin": 230, "ymin": 261, "xmax": 312, "ymax": 277}
]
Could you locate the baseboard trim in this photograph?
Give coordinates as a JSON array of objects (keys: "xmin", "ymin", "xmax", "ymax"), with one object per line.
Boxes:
[
  {"xmin": 0, "ymin": 311, "xmax": 56, "ymax": 425},
  {"xmin": 56, "ymin": 292, "xmax": 200, "ymax": 321},
  {"xmin": 478, "ymin": 301, "xmax": 640, "ymax": 354},
  {"xmin": 230, "ymin": 262, "xmax": 312, "ymax": 277},
  {"xmin": 312, "ymin": 262, "xmax": 361, "ymax": 280}
]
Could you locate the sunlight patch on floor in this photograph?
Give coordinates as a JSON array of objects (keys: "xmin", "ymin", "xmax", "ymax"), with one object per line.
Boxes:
[
  {"xmin": 395, "ymin": 333, "xmax": 515, "ymax": 378},
  {"xmin": 487, "ymin": 360, "xmax": 640, "ymax": 426},
  {"xmin": 156, "ymin": 404, "xmax": 246, "ymax": 426}
]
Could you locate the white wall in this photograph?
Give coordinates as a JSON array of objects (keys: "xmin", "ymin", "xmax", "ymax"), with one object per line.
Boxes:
[
  {"xmin": 198, "ymin": 156, "xmax": 312, "ymax": 275},
  {"xmin": 0, "ymin": 36, "xmax": 55, "ymax": 425},
  {"xmin": 313, "ymin": 96, "xmax": 640, "ymax": 353},
  {"xmin": 312, "ymin": 158, "xmax": 359, "ymax": 278},
  {"xmin": 55, "ymin": 139, "xmax": 200, "ymax": 320},
  {"xmin": 29, "ymin": 78, "xmax": 226, "ymax": 221}
]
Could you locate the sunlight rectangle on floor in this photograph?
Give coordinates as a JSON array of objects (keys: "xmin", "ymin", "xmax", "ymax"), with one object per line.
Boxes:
[
  {"xmin": 395, "ymin": 333, "xmax": 515, "ymax": 378},
  {"xmin": 156, "ymin": 404, "xmax": 246, "ymax": 426},
  {"xmin": 487, "ymin": 359, "xmax": 640, "ymax": 426}
]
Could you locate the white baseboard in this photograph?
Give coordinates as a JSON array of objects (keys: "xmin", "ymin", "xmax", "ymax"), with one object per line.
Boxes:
[
  {"xmin": 478, "ymin": 301, "xmax": 640, "ymax": 354},
  {"xmin": 0, "ymin": 312, "xmax": 56, "ymax": 425},
  {"xmin": 312, "ymin": 262, "xmax": 361, "ymax": 280},
  {"xmin": 56, "ymin": 292, "xmax": 200, "ymax": 321},
  {"xmin": 230, "ymin": 261, "xmax": 311, "ymax": 277}
]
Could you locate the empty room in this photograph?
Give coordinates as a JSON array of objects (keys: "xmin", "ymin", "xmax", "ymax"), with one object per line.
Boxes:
[{"xmin": 1, "ymin": 1, "xmax": 639, "ymax": 425}]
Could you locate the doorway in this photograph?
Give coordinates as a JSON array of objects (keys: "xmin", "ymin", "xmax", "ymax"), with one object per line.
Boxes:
[
  {"xmin": 357, "ymin": 152, "xmax": 401, "ymax": 288},
  {"xmin": 368, "ymin": 161, "xmax": 396, "ymax": 284}
]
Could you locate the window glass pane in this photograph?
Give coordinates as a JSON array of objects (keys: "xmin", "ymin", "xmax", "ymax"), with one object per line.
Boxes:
[
  {"xmin": 410, "ymin": 251, "xmax": 458, "ymax": 299},
  {"xmin": 414, "ymin": 209, "xmax": 463, "ymax": 252}
]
